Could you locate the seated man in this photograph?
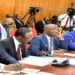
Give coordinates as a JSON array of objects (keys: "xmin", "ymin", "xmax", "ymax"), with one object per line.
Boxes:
[
  {"xmin": 28, "ymin": 24, "xmax": 68, "ymax": 56},
  {"xmin": 1, "ymin": 27, "xmax": 32, "ymax": 60},
  {"xmin": 63, "ymin": 29, "xmax": 75, "ymax": 50},
  {"xmin": 0, "ymin": 39, "xmax": 25, "ymax": 71}
]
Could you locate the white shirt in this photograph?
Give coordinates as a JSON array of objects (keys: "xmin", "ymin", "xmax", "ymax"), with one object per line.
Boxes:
[
  {"xmin": 16, "ymin": 19, "xmax": 22, "ymax": 25},
  {"xmin": 45, "ymin": 34, "xmax": 54, "ymax": 55},
  {"xmin": 58, "ymin": 14, "xmax": 75, "ymax": 28},
  {"xmin": 13, "ymin": 36, "xmax": 22, "ymax": 59},
  {"xmin": 0, "ymin": 23, "xmax": 7, "ymax": 40},
  {"xmin": 45, "ymin": 34, "xmax": 51, "ymax": 49},
  {"xmin": 13, "ymin": 36, "xmax": 21, "ymax": 52},
  {"xmin": 0, "ymin": 63, "xmax": 5, "ymax": 70}
]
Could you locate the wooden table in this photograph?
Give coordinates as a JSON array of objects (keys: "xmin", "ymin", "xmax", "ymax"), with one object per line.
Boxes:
[{"xmin": 25, "ymin": 51, "xmax": 75, "ymax": 75}]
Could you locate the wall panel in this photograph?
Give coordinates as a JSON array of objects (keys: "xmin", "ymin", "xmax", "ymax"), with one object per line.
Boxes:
[{"xmin": 0, "ymin": 0, "xmax": 75, "ymax": 21}]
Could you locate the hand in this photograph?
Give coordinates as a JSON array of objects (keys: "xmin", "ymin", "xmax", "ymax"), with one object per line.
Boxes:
[
  {"xmin": 4, "ymin": 63, "xmax": 25, "ymax": 71},
  {"xmin": 54, "ymin": 49, "xmax": 64, "ymax": 53},
  {"xmin": 38, "ymin": 51, "xmax": 48, "ymax": 56},
  {"xmin": 56, "ymin": 28, "xmax": 63, "ymax": 40}
]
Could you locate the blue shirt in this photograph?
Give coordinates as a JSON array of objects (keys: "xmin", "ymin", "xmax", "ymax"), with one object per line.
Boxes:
[{"xmin": 64, "ymin": 31, "xmax": 75, "ymax": 50}]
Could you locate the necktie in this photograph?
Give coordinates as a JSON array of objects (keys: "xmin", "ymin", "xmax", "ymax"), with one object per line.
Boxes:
[
  {"xmin": 49, "ymin": 38, "xmax": 54, "ymax": 55},
  {"xmin": 17, "ymin": 44, "xmax": 22, "ymax": 60},
  {"xmin": 65, "ymin": 17, "xmax": 69, "ymax": 28}
]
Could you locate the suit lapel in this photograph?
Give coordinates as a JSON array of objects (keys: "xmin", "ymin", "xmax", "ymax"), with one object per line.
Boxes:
[
  {"xmin": 42, "ymin": 34, "xmax": 48, "ymax": 45},
  {"xmin": 10, "ymin": 37, "xmax": 17, "ymax": 59},
  {"xmin": 42, "ymin": 34, "xmax": 49, "ymax": 50},
  {"xmin": 11, "ymin": 37, "xmax": 26, "ymax": 59}
]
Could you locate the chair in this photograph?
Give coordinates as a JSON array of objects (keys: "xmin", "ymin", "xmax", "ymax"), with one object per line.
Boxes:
[{"xmin": 9, "ymin": 28, "xmax": 16, "ymax": 37}]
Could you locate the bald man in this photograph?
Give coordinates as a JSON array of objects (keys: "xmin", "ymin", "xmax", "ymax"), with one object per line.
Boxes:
[{"xmin": 28, "ymin": 24, "xmax": 68, "ymax": 56}]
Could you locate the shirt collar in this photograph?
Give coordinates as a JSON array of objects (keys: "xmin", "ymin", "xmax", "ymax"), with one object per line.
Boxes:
[
  {"xmin": 13, "ymin": 36, "xmax": 21, "ymax": 45},
  {"xmin": 13, "ymin": 36, "xmax": 21, "ymax": 51},
  {"xmin": 45, "ymin": 34, "xmax": 51, "ymax": 40}
]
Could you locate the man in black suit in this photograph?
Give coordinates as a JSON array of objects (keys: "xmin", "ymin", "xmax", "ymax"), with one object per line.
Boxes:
[
  {"xmin": 0, "ymin": 42, "xmax": 18, "ymax": 65},
  {"xmin": 1, "ymin": 27, "xmax": 32, "ymax": 60}
]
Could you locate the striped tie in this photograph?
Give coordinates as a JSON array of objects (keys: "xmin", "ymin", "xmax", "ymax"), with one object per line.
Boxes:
[
  {"xmin": 49, "ymin": 38, "xmax": 54, "ymax": 55},
  {"xmin": 17, "ymin": 44, "xmax": 22, "ymax": 60},
  {"xmin": 65, "ymin": 17, "xmax": 69, "ymax": 28}
]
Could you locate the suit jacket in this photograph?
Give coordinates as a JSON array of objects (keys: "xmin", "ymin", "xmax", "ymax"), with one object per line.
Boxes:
[
  {"xmin": 0, "ymin": 42, "xmax": 18, "ymax": 65},
  {"xmin": 15, "ymin": 19, "xmax": 26, "ymax": 29},
  {"xmin": 64, "ymin": 31, "xmax": 75, "ymax": 50},
  {"xmin": 1, "ymin": 37, "xmax": 26, "ymax": 60},
  {"xmin": 28, "ymin": 34, "xmax": 68, "ymax": 56},
  {"xmin": 35, "ymin": 20, "xmax": 44, "ymax": 34}
]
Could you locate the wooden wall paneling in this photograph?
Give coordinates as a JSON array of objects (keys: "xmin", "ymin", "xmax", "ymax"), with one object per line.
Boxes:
[{"xmin": 0, "ymin": 0, "xmax": 75, "ymax": 21}]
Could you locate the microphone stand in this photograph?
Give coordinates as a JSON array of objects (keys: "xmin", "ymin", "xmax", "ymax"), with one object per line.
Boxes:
[{"xmin": 68, "ymin": 15, "xmax": 74, "ymax": 31}]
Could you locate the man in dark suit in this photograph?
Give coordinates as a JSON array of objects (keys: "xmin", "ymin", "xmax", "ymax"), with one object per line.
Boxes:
[
  {"xmin": 0, "ymin": 42, "xmax": 26, "ymax": 71},
  {"xmin": 0, "ymin": 42, "xmax": 18, "ymax": 65},
  {"xmin": 28, "ymin": 24, "xmax": 68, "ymax": 56},
  {"xmin": 14, "ymin": 14, "xmax": 26, "ymax": 29},
  {"xmin": 1, "ymin": 27, "xmax": 32, "ymax": 60}
]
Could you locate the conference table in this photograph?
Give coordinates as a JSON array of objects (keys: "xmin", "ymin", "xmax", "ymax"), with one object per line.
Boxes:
[{"xmin": 24, "ymin": 50, "xmax": 75, "ymax": 75}]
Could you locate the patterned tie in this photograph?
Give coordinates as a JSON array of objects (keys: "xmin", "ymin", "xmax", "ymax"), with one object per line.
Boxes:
[
  {"xmin": 49, "ymin": 38, "xmax": 54, "ymax": 55},
  {"xmin": 65, "ymin": 17, "xmax": 69, "ymax": 28},
  {"xmin": 17, "ymin": 44, "xmax": 22, "ymax": 60}
]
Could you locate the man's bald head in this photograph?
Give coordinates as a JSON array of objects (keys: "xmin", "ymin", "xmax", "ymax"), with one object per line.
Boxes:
[
  {"xmin": 44, "ymin": 24, "xmax": 58, "ymax": 31},
  {"xmin": 44, "ymin": 24, "xmax": 59, "ymax": 37}
]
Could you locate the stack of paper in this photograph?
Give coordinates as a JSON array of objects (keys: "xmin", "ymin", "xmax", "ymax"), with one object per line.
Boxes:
[
  {"xmin": 0, "ymin": 68, "xmax": 56, "ymax": 75},
  {"xmin": 19, "ymin": 56, "xmax": 55, "ymax": 66},
  {"xmin": 26, "ymin": 72, "xmax": 56, "ymax": 75},
  {"xmin": 69, "ymin": 58, "xmax": 75, "ymax": 66},
  {"xmin": 21, "ymin": 68, "xmax": 40, "ymax": 73},
  {"xmin": 64, "ymin": 53, "xmax": 75, "ymax": 57},
  {"xmin": 0, "ymin": 68, "xmax": 40, "ymax": 75}
]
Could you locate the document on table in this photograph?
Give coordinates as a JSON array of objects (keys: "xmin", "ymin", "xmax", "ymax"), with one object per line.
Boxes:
[
  {"xmin": 20, "ymin": 56, "xmax": 75, "ymax": 67},
  {"xmin": 21, "ymin": 68, "xmax": 40, "ymax": 73},
  {"xmin": 64, "ymin": 53, "xmax": 75, "ymax": 57},
  {"xmin": 19, "ymin": 56, "xmax": 55, "ymax": 66},
  {"xmin": 0, "ymin": 68, "xmax": 40, "ymax": 75},
  {"xmin": 0, "ymin": 68, "xmax": 56, "ymax": 75},
  {"xmin": 10, "ymin": 69, "xmax": 56, "ymax": 75},
  {"xmin": 69, "ymin": 58, "xmax": 75, "ymax": 66},
  {"xmin": 26, "ymin": 71, "xmax": 56, "ymax": 75}
]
